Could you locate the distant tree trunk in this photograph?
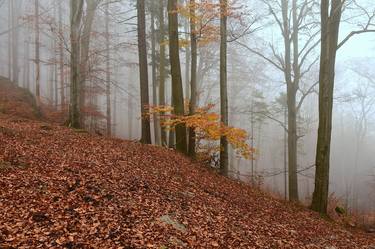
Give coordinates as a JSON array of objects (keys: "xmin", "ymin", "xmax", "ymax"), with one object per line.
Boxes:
[
  {"xmin": 105, "ymin": 1, "xmax": 111, "ymax": 136},
  {"xmin": 151, "ymin": 3, "xmax": 161, "ymax": 145},
  {"xmin": 219, "ymin": 0, "xmax": 229, "ymax": 174},
  {"xmin": 281, "ymin": 0, "xmax": 299, "ymax": 201},
  {"xmin": 11, "ymin": 0, "xmax": 20, "ymax": 84},
  {"xmin": 311, "ymin": 0, "xmax": 343, "ymax": 215},
  {"xmin": 188, "ymin": 0, "xmax": 197, "ymax": 158},
  {"xmin": 35, "ymin": 0, "xmax": 41, "ymax": 105},
  {"xmin": 158, "ymin": 0, "xmax": 167, "ymax": 146},
  {"xmin": 58, "ymin": 0, "xmax": 65, "ymax": 108},
  {"xmin": 137, "ymin": 0, "xmax": 152, "ymax": 144},
  {"xmin": 184, "ymin": 0, "xmax": 190, "ymax": 101},
  {"xmin": 8, "ymin": 0, "xmax": 11, "ymax": 79},
  {"xmin": 48, "ymin": 37, "xmax": 54, "ymax": 104},
  {"xmin": 168, "ymin": 0, "xmax": 187, "ymax": 154},
  {"xmin": 284, "ymin": 106, "xmax": 288, "ymax": 200},
  {"xmin": 112, "ymin": 82, "xmax": 117, "ymax": 135},
  {"xmin": 69, "ymin": 0, "xmax": 84, "ymax": 128},
  {"xmin": 79, "ymin": 0, "xmax": 100, "ymax": 125}
]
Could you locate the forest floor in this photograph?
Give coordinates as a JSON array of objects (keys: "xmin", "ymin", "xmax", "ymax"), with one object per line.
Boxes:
[{"xmin": 0, "ymin": 79, "xmax": 375, "ymax": 249}]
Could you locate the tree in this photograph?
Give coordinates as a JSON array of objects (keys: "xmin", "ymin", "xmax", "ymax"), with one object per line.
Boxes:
[
  {"xmin": 35, "ymin": 0, "xmax": 41, "ymax": 105},
  {"xmin": 168, "ymin": 0, "xmax": 187, "ymax": 154},
  {"xmin": 79, "ymin": 0, "xmax": 101, "ymax": 124},
  {"xmin": 69, "ymin": 0, "xmax": 84, "ymax": 128},
  {"xmin": 312, "ymin": 0, "xmax": 375, "ymax": 214},
  {"xmin": 188, "ymin": 0, "xmax": 198, "ymax": 158},
  {"xmin": 11, "ymin": 0, "xmax": 21, "ymax": 84},
  {"xmin": 219, "ymin": 0, "xmax": 229, "ymax": 174},
  {"xmin": 149, "ymin": 0, "xmax": 161, "ymax": 145},
  {"xmin": 237, "ymin": 0, "xmax": 320, "ymax": 201},
  {"xmin": 137, "ymin": 0, "xmax": 151, "ymax": 144},
  {"xmin": 158, "ymin": 0, "xmax": 167, "ymax": 146},
  {"xmin": 105, "ymin": 0, "xmax": 111, "ymax": 136},
  {"xmin": 58, "ymin": 0, "xmax": 65, "ymax": 108}
]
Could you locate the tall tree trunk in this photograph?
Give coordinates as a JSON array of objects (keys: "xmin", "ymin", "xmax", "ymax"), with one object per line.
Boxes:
[
  {"xmin": 105, "ymin": 1, "xmax": 111, "ymax": 136},
  {"xmin": 79, "ymin": 0, "xmax": 99, "ymax": 126},
  {"xmin": 158, "ymin": 0, "xmax": 167, "ymax": 146},
  {"xmin": 219, "ymin": 0, "xmax": 229, "ymax": 174},
  {"xmin": 159, "ymin": 0, "xmax": 167, "ymax": 146},
  {"xmin": 311, "ymin": 0, "xmax": 343, "ymax": 215},
  {"xmin": 11, "ymin": 0, "xmax": 20, "ymax": 84},
  {"xmin": 8, "ymin": 0, "xmax": 11, "ymax": 79},
  {"xmin": 281, "ymin": 0, "xmax": 299, "ymax": 201},
  {"xmin": 69, "ymin": 0, "xmax": 84, "ymax": 128},
  {"xmin": 137, "ymin": 0, "xmax": 152, "ymax": 144},
  {"xmin": 188, "ymin": 0, "xmax": 197, "ymax": 158},
  {"xmin": 35, "ymin": 0, "xmax": 41, "ymax": 105},
  {"xmin": 151, "ymin": 3, "xmax": 161, "ymax": 145},
  {"xmin": 168, "ymin": 0, "xmax": 187, "ymax": 154},
  {"xmin": 184, "ymin": 0, "xmax": 190, "ymax": 101},
  {"xmin": 58, "ymin": 0, "xmax": 65, "ymax": 109}
]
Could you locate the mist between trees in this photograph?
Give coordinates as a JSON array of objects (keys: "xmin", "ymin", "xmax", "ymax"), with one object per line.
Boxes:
[{"xmin": 0, "ymin": 0, "xmax": 374, "ymax": 218}]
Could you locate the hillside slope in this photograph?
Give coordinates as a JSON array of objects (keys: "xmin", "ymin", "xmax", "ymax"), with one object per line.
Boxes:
[{"xmin": 0, "ymin": 81, "xmax": 374, "ymax": 248}]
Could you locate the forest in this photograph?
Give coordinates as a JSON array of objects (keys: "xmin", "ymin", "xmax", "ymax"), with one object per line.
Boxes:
[{"xmin": 0, "ymin": 0, "xmax": 375, "ymax": 248}]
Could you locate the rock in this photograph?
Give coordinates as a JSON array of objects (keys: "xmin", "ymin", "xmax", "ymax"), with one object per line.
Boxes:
[{"xmin": 158, "ymin": 215, "xmax": 187, "ymax": 232}]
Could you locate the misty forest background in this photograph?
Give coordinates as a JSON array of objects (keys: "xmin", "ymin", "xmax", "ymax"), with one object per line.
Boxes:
[{"xmin": 0, "ymin": 0, "xmax": 374, "ymax": 219}]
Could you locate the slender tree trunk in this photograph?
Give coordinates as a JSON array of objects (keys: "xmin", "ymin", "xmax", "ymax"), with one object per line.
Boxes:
[
  {"xmin": 281, "ymin": 0, "xmax": 299, "ymax": 201},
  {"xmin": 151, "ymin": 4, "xmax": 161, "ymax": 145},
  {"xmin": 168, "ymin": 0, "xmax": 187, "ymax": 154},
  {"xmin": 105, "ymin": 1, "xmax": 111, "ymax": 136},
  {"xmin": 128, "ymin": 92, "xmax": 133, "ymax": 139},
  {"xmin": 11, "ymin": 0, "xmax": 20, "ymax": 84},
  {"xmin": 112, "ymin": 82, "xmax": 117, "ymax": 135},
  {"xmin": 184, "ymin": 0, "xmax": 190, "ymax": 101},
  {"xmin": 311, "ymin": 0, "xmax": 343, "ymax": 215},
  {"xmin": 68, "ymin": 0, "xmax": 84, "ymax": 128},
  {"xmin": 250, "ymin": 104, "xmax": 255, "ymax": 184},
  {"xmin": 284, "ymin": 106, "xmax": 288, "ymax": 200},
  {"xmin": 58, "ymin": 0, "xmax": 65, "ymax": 109},
  {"xmin": 137, "ymin": 0, "xmax": 152, "ymax": 144},
  {"xmin": 8, "ymin": 0, "xmax": 11, "ymax": 80},
  {"xmin": 219, "ymin": 0, "xmax": 229, "ymax": 174},
  {"xmin": 159, "ymin": 0, "xmax": 167, "ymax": 146},
  {"xmin": 35, "ymin": 0, "xmax": 41, "ymax": 105},
  {"xmin": 79, "ymin": 0, "xmax": 99, "ymax": 126},
  {"xmin": 188, "ymin": 0, "xmax": 197, "ymax": 158}
]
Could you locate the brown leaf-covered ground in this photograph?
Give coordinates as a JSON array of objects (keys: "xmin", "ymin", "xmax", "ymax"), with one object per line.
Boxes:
[{"xmin": 0, "ymin": 82, "xmax": 374, "ymax": 248}]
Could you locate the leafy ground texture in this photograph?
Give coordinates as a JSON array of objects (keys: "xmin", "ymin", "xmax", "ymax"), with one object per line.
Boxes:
[{"xmin": 0, "ymin": 81, "xmax": 375, "ymax": 249}]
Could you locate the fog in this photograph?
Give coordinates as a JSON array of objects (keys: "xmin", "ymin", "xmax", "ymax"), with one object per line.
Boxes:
[{"xmin": 0, "ymin": 0, "xmax": 374, "ymax": 217}]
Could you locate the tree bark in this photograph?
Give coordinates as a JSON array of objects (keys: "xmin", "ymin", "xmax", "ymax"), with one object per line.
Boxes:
[
  {"xmin": 105, "ymin": 1, "xmax": 111, "ymax": 136},
  {"xmin": 137, "ymin": 0, "xmax": 152, "ymax": 144},
  {"xmin": 311, "ymin": 0, "xmax": 343, "ymax": 215},
  {"xmin": 168, "ymin": 0, "xmax": 187, "ymax": 154},
  {"xmin": 151, "ymin": 2, "xmax": 161, "ymax": 145},
  {"xmin": 68, "ymin": 0, "xmax": 84, "ymax": 128},
  {"xmin": 79, "ymin": 0, "xmax": 100, "ymax": 125},
  {"xmin": 158, "ymin": 0, "xmax": 167, "ymax": 146},
  {"xmin": 219, "ymin": 0, "xmax": 229, "ymax": 174},
  {"xmin": 188, "ymin": 0, "xmax": 197, "ymax": 158},
  {"xmin": 8, "ymin": 0, "xmax": 11, "ymax": 79},
  {"xmin": 58, "ymin": 0, "xmax": 65, "ymax": 108},
  {"xmin": 11, "ymin": 0, "xmax": 20, "ymax": 84},
  {"xmin": 35, "ymin": 0, "xmax": 41, "ymax": 105}
]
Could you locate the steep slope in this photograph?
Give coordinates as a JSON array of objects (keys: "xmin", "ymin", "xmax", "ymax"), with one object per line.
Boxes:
[
  {"xmin": 0, "ymin": 77, "xmax": 40, "ymax": 120},
  {"xmin": 0, "ymin": 82, "xmax": 374, "ymax": 248}
]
